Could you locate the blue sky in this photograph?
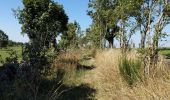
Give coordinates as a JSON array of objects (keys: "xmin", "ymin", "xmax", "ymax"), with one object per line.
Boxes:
[
  {"xmin": 0, "ymin": 0, "xmax": 92, "ymax": 43},
  {"xmin": 0, "ymin": 0, "xmax": 170, "ymax": 46},
  {"xmin": 0, "ymin": 0, "xmax": 27, "ymax": 42}
]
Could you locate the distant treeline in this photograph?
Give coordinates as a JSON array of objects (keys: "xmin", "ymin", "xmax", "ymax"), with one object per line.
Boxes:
[
  {"xmin": 7, "ymin": 40, "xmax": 24, "ymax": 47},
  {"xmin": 158, "ymin": 47, "xmax": 170, "ymax": 50},
  {"xmin": 0, "ymin": 30, "xmax": 8, "ymax": 47},
  {"xmin": 0, "ymin": 29, "xmax": 24, "ymax": 48}
]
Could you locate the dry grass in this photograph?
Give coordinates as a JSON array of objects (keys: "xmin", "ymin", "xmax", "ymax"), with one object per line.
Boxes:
[
  {"xmin": 50, "ymin": 50, "xmax": 83, "ymax": 85},
  {"xmin": 48, "ymin": 49, "xmax": 170, "ymax": 99},
  {"xmin": 84, "ymin": 49, "xmax": 170, "ymax": 100}
]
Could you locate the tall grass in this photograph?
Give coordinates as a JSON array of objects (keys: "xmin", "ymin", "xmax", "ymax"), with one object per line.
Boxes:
[
  {"xmin": 119, "ymin": 56, "xmax": 141, "ymax": 85},
  {"xmin": 84, "ymin": 49, "xmax": 170, "ymax": 100},
  {"xmin": 50, "ymin": 49, "xmax": 96, "ymax": 100},
  {"xmin": 51, "ymin": 50, "xmax": 82, "ymax": 85}
]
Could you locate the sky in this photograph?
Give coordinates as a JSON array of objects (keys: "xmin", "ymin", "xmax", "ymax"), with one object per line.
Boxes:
[
  {"xmin": 0, "ymin": 0, "xmax": 170, "ymax": 46},
  {"xmin": 0, "ymin": 0, "xmax": 92, "ymax": 43}
]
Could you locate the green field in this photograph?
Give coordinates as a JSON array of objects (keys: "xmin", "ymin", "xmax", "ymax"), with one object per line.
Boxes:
[
  {"xmin": 159, "ymin": 47, "xmax": 170, "ymax": 58},
  {"xmin": 159, "ymin": 50, "xmax": 170, "ymax": 56},
  {"xmin": 1, "ymin": 46, "xmax": 170, "ymax": 65},
  {"xmin": 0, "ymin": 46, "xmax": 22, "ymax": 65}
]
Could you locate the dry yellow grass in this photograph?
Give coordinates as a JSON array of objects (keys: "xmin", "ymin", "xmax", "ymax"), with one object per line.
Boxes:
[
  {"xmin": 49, "ymin": 49, "xmax": 170, "ymax": 99},
  {"xmin": 84, "ymin": 49, "xmax": 170, "ymax": 100},
  {"xmin": 50, "ymin": 49, "xmax": 97, "ymax": 86},
  {"xmin": 50, "ymin": 50, "xmax": 83, "ymax": 85}
]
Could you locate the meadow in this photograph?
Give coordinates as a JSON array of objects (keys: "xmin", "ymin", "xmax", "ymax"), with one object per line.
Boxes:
[
  {"xmin": 159, "ymin": 47, "xmax": 170, "ymax": 59},
  {"xmin": 1, "ymin": 0, "xmax": 170, "ymax": 99},
  {"xmin": 1, "ymin": 46, "xmax": 170, "ymax": 99},
  {"xmin": 0, "ymin": 46, "xmax": 22, "ymax": 65},
  {"xmin": 42, "ymin": 48, "xmax": 170, "ymax": 99}
]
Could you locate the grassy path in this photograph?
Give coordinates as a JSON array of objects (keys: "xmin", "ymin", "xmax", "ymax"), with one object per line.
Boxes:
[{"xmin": 82, "ymin": 49, "xmax": 170, "ymax": 100}]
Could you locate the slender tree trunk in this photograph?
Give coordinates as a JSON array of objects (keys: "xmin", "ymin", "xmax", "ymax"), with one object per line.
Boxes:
[
  {"xmin": 120, "ymin": 20, "xmax": 124, "ymax": 49},
  {"xmin": 141, "ymin": 31, "xmax": 146, "ymax": 48},
  {"xmin": 99, "ymin": 27, "xmax": 103, "ymax": 49},
  {"xmin": 119, "ymin": 25, "xmax": 126, "ymax": 53},
  {"xmin": 144, "ymin": 1, "xmax": 152, "ymax": 76},
  {"xmin": 113, "ymin": 38, "xmax": 115, "ymax": 48},
  {"xmin": 104, "ymin": 38, "xmax": 107, "ymax": 48},
  {"xmin": 108, "ymin": 39, "xmax": 113, "ymax": 48},
  {"xmin": 150, "ymin": 14, "xmax": 163, "ymax": 69},
  {"xmin": 120, "ymin": 36, "xmax": 122, "ymax": 48},
  {"xmin": 98, "ymin": 14, "xmax": 103, "ymax": 49}
]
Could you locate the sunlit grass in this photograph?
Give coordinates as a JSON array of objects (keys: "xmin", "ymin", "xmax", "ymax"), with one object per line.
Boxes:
[
  {"xmin": 83, "ymin": 49, "xmax": 170, "ymax": 100},
  {"xmin": 159, "ymin": 47, "xmax": 170, "ymax": 58},
  {"xmin": 159, "ymin": 49, "xmax": 170, "ymax": 57},
  {"xmin": 0, "ymin": 46, "xmax": 22, "ymax": 65}
]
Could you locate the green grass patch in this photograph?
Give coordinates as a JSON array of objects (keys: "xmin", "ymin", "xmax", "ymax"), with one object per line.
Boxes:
[
  {"xmin": 79, "ymin": 59, "xmax": 93, "ymax": 67},
  {"xmin": 0, "ymin": 46, "xmax": 22, "ymax": 65},
  {"xmin": 159, "ymin": 47, "xmax": 170, "ymax": 58},
  {"xmin": 76, "ymin": 69, "xmax": 87, "ymax": 78},
  {"xmin": 119, "ymin": 57, "xmax": 141, "ymax": 85}
]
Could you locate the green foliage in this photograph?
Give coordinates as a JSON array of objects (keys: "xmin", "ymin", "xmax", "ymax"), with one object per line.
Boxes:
[
  {"xmin": 59, "ymin": 21, "xmax": 84, "ymax": 50},
  {"xmin": 5, "ymin": 49, "xmax": 18, "ymax": 64},
  {"xmin": 0, "ymin": 46, "xmax": 22, "ymax": 65},
  {"xmin": 15, "ymin": 0, "xmax": 68, "ymax": 56},
  {"xmin": 164, "ymin": 3, "xmax": 170, "ymax": 16},
  {"xmin": 87, "ymin": 0, "xmax": 143, "ymax": 49},
  {"xmin": 137, "ymin": 48, "xmax": 150, "ymax": 56},
  {"xmin": 0, "ymin": 55, "xmax": 4, "ymax": 65},
  {"xmin": 60, "ymin": 22, "xmax": 78, "ymax": 48},
  {"xmin": 119, "ymin": 56, "xmax": 141, "ymax": 85},
  {"xmin": 9, "ymin": 1, "xmax": 69, "ymax": 99},
  {"xmin": 13, "ymin": 0, "xmax": 69, "ymax": 78},
  {"xmin": 0, "ymin": 29, "xmax": 8, "ymax": 47},
  {"xmin": 84, "ymin": 24, "xmax": 101, "ymax": 48},
  {"xmin": 88, "ymin": 0, "xmax": 118, "ymax": 48},
  {"xmin": 88, "ymin": 0, "xmax": 118, "ymax": 26},
  {"xmin": 8, "ymin": 40, "xmax": 24, "ymax": 47}
]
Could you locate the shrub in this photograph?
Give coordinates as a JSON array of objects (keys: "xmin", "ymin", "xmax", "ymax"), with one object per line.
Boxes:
[
  {"xmin": 119, "ymin": 56, "xmax": 141, "ymax": 85},
  {"xmin": 5, "ymin": 49, "xmax": 18, "ymax": 64}
]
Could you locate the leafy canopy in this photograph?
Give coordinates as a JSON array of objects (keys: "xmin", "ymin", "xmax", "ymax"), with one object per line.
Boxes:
[
  {"xmin": 0, "ymin": 30, "xmax": 8, "ymax": 47},
  {"xmin": 17, "ymin": 0, "xmax": 68, "ymax": 45}
]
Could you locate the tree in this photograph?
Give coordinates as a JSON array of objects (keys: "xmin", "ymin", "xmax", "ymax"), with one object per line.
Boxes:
[
  {"xmin": 0, "ymin": 30, "xmax": 8, "ymax": 47},
  {"xmin": 135, "ymin": 0, "xmax": 151, "ymax": 48},
  {"xmin": 15, "ymin": 0, "xmax": 68, "ymax": 62},
  {"xmin": 111, "ymin": 0, "xmax": 142, "ymax": 50},
  {"xmin": 84, "ymin": 23, "xmax": 101, "ymax": 48},
  {"xmin": 59, "ymin": 21, "xmax": 82, "ymax": 50},
  {"xmin": 88, "ymin": 0, "xmax": 118, "ymax": 48},
  {"xmin": 15, "ymin": 0, "xmax": 68, "ymax": 99},
  {"xmin": 105, "ymin": 25, "xmax": 119, "ymax": 48},
  {"xmin": 142, "ymin": 0, "xmax": 170, "ymax": 74},
  {"xmin": 88, "ymin": 0, "xmax": 142, "ymax": 49}
]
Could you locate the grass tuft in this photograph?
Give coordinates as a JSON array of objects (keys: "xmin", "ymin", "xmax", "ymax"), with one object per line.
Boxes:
[{"xmin": 119, "ymin": 56, "xmax": 141, "ymax": 85}]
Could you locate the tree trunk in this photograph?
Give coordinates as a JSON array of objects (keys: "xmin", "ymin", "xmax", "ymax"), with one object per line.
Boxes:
[
  {"xmin": 141, "ymin": 31, "xmax": 146, "ymax": 48},
  {"xmin": 144, "ymin": 2, "xmax": 152, "ymax": 76},
  {"xmin": 147, "ymin": 12, "xmax": 163, "ymax": 75},
  {"xmin": 108, "ymin": 38, "xmax": 113, "ymax": 48},
  {"xmin": 113, "ymin": 38, "xmax": 115, "ymax": 48},
  {"xmin": 119, "ymin": 36, "xmax": 122, "ymax": 48},
  {"xmin": 99, "ymin": 29, "xmax": 103, "ymax": 49}
]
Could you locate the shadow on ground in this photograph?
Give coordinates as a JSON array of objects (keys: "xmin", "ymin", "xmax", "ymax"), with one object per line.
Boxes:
[
  {"xmin": 56, "ymin": 65, "xmax": 96, "ymax": 100},
  {"xmin": 77, "ymin": 63, "xmax": 95, "ymax": 70},
  {"xmin": 57, "ymin": 84, "xmax": 96, "ymax": 100},
  {"xmin": 0, "ymin": 58, "xmax": 96, "ymax": 100}
]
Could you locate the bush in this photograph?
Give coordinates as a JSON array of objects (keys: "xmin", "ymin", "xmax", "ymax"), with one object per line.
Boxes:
[
  {"xmin": 119, "ymin": 56, "xmax": 141, "ymax": 85},
  {"xmin": 5, "ymin": 49, "xmax": 18, "ymax": 64}
]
